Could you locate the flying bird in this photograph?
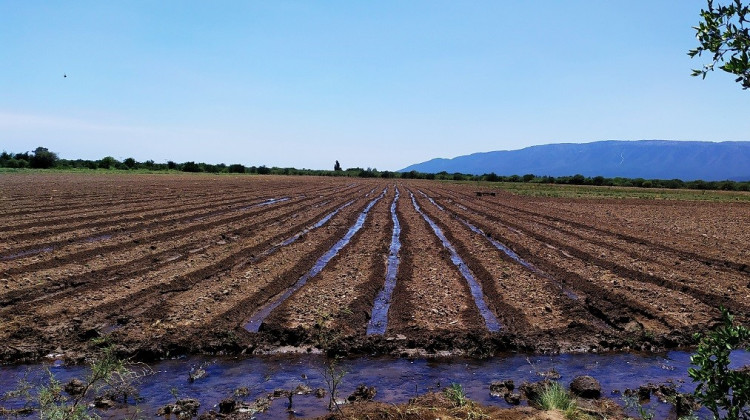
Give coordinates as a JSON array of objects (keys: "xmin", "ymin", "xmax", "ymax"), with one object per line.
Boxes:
[{"xmin": 63, "ymin": 73, "xmax": 67, "ymax": 78}]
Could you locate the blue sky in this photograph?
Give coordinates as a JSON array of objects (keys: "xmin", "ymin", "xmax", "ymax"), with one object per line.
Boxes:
[{"xmin": 1, "ymin": 1, "xmax": 748, "ymax": 170}]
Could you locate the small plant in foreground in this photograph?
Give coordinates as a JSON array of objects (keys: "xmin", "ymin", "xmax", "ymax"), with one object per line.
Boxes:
[
  {"xmin": 623, "ymin": 393, "xmax": 655, "ymax": 420},
  {"xmin": 322, "ymin": 356, "xmax": 347, "ymax": 412},
  {"xmin": 444, "ymin": 383, "xmax": 468, "ymax": 407},
  {"xmin": 3, "ymin": 343, "xmax": 149, "ymax": 420},
  {"xmin": 536, "ymin": 381, "xmax": 577, "ymax": 416},
  {"xmin": 689, "ymin": 306, "xmax": 750, "ymax": 420}
]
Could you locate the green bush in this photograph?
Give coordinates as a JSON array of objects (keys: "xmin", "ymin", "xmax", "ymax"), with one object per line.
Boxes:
[{"xmin": 689, "ymin": 307, "xmax": 750, "ymax": 419}]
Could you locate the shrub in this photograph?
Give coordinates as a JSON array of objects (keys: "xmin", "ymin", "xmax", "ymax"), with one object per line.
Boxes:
[{"xmin": 689, "ymin": 307, "xmax": 750, "ymax": 419}]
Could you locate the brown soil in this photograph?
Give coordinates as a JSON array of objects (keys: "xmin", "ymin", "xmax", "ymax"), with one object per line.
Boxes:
[{"xmin": 0, "ymin": 174, "xmax": 747, "ymax": 363}]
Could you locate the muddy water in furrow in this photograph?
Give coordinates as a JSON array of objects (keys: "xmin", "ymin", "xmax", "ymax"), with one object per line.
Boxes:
[
  {"xmin": 244, "ymin": 189, "xmax": 387, "ymax": 332},
  {"xmin": 263, "ymin": 187, "xmax": 393, "ymax": 339},
  {"xmin": 413, "ymin": 190, "xmax": 610, "ymax": 351},
  {"xmin": 367, "ymin": 187, "xmax": 402, "ymax": 335},
  {"xmin": 441, "ymin": 189, "xmax": 717, "ymax": 331},
  {"xmin": 0, "ymin": 191, "xmax": 347, "ymax": 313},
  {"xmin": 409, "ymin": 191, "xmax": 501, "ymax": 332},
  {"xmin": 419, "ymin": 188, "xmax": 578, "ymax": 300}
]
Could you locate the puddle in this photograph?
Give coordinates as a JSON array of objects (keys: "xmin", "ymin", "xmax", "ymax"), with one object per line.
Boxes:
[
  {"xmin": 254, "ymin": 197, "xmax": 291, "ymax": 207},
  {"xmin": 260, "ymin": 200, "xmax": 356, "ymax": 257},
  {"xmin": 410, "ymin": 192, "xmax": 501, "ymax": 332},
  {"xmin": 84, "ymin": 234, "xmax": 113, "ymax": 243},
  {"xmin": 417, "ymin": 190, "xmax": 444, "ymax": 211},
  {"xmin": 238, "ymin": 197, "xmax": 290, "ymax": 211},
  {"xmin": 367, "ymin": 188, "xmax": 402, "ymax": 335},
  {"xmin": 456, "ymin": 218, "xmax": 579, "ymax": 300},
  {"xmin": 0, "ymin": 246, "xmax": 54, "ymax": 261},
  {"xmin": 2, "ymin": 351, "xmax": 744, "ymax": 419},
  {"xmin": 245, "ymin": 190, "xmax": 387, "ymax": 332}
]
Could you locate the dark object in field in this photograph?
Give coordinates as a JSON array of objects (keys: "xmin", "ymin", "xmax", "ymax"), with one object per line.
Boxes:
[{"xmin": 475, "ymin": 191, "xmax": 496, "ymax": 197}]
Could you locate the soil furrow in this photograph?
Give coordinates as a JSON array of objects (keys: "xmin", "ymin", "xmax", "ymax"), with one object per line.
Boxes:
[
  {"xmin": 428, "ymin": 192, "xmax": 717, "ymax": 343},
  {"xmin": 1, "ymin": 191, "xmax": 332, "ymax": 274},
  {"xmin": 431, "ymin": 189, "xmax": 743, "ymax": 319},
  {"xmin": 0, "ymin": 192, "xmax": 359, "ymax": 313},
  {"xmin": 412, "ymin": 190, "xmax": 611, "ymax": 353},
  {"xmin": 437, "ymin": 186, "xmax": 749, "ymax": 275}
]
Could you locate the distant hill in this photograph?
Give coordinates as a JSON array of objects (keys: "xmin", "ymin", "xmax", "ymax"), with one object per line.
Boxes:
[{"xmin": 400, "ymin": 140, "xmax": 750, "ymax": 181}]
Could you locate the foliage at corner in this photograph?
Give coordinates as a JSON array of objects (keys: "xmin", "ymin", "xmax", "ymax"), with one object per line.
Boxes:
[
  {"xmin": 2, "ymin": 344, "xmax": 149, "ymax": 420},
  {"xmin": 689, "ymin": 0, "xmax": 750, "ymax": 89},
  {"xmin": 689, "ymin": 307, "xmax": 750, "ymax": 419}
]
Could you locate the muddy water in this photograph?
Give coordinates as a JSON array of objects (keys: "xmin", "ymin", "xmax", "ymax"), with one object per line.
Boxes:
[
  {"xmin": 423, "ymin": 192, "xmax": 580, "ymax": 301},
  {"xmin": 410, "ymin": 192, "xmax": 502, "ymax": 332},
  {"xmin": 0, "ymin": 246, "xmax": 54, "ymax": 261},
  {"xmin": 367, "ymin": 187, "xmax": 402, "ymax": 335},
  {"xmin": 244, "ymin": 189, "xmax": 387, "ymax": 332},
  {"xmin": 2, "ymin": 351, "xmax": 746, "ymax": 419},
  {"xmin": 239, "ymin": 196, "xmax": 290, "ymax": 210},
  {"xmin": 456, "ymin": 216, "xmax": 580, "ymax": 301}
]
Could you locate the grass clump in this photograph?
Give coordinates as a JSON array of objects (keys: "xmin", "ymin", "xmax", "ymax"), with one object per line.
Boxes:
[
  {"xmin": 443, "ymin": 383, "xmax": 468, "ymax": 408},
  {"xmin": 536, "ymin": 381, "xmax": 576, "ymax": 411},
  {"xmin": 534, "ymin": 381, "xmax": 596, "ymax": 420}
]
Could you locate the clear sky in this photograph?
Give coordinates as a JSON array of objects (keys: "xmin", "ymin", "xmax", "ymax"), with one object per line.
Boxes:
[{"xmin": 1, "ymin": 1, "xmax": 748, "ymax": 171}]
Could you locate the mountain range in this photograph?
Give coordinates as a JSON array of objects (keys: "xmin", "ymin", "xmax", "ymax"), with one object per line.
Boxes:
[{"xmin": 399, "ymin": 140, "xmax": 750, "ymax": 181}]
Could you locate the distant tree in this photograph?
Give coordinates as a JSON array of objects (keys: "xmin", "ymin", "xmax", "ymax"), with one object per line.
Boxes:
[
  {"xmin": 689, "ymin": 0, "xmax": 750, "ymax": 89},
  {"xmin": 334, "ymin": 160, "xmax": 342, "ymax": 171},
  {"xmin": 570, "ymin": 174, "xmax": 586, "ymax": 185},
  {"xmin": 181, "ymin": 161, "xmax": 201, "ymax": 172},
  {"xmin": 167, "ymin": 161, "xmax": 178, "ymax": 170},
  {"xmin": 257, "ymin": 165, "xmax": 271, "ymax": 175},
  {"xmin": 98, "ymin": 156, "xmax": 118, "ymax": 169},
  {"xmin": 522, "ymin": 173, "xmax": 535, "ymax": 183},
  {"xmin": 29, "ymin": 147, "xmax": 58, "ymax": 168},
  {"xmin": 228, "ymin": 163, "xmax": 246, "ymax": 173},
  {"xmin": 123, "ymin": 157, "xmax": 137, "ymax": 169}
]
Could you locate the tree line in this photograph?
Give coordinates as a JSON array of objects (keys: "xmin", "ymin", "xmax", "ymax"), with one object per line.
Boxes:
[{"xmin": 2, "ymin": 146, "xmax": 749, "ymax": 192}]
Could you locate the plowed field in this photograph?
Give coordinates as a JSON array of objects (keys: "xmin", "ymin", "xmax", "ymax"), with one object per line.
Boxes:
[{"xmin": 1, "ymin": 174, "xmax": 748, "ymax": 363}]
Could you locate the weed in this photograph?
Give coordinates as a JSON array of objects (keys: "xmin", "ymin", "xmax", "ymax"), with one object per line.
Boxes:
[
  {"xmin": 623, "ymin": 394, "xmax": 655, "ymax": 420},
  {"xmin": 322, "ymin": 356, "xmax": 347, "ymax": 412},
  {"xmin": 444, "ymin": 383, "xmax": 468, "ymax": 407},
  {"xmin": 3, "ymin": 344, "xmax": 150, "ymax": 419},
  {"xmin": 536, "ymin": 382, "xmax": 576, "ymax": 413}
]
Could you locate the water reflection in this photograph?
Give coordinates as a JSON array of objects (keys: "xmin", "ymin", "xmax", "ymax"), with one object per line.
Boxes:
[{"xmin": 1, "ymin": 350, "xmax": 747, "ymax": 418}]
